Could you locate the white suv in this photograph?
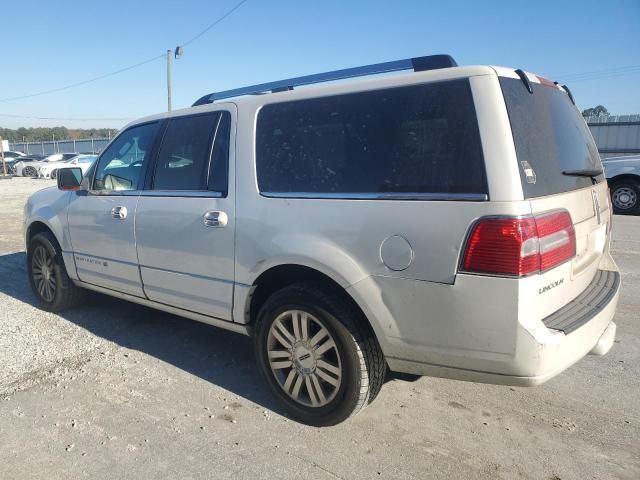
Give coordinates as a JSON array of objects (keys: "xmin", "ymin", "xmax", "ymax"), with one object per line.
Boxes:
[{"xmin": 24, "ymin": 55, "xmax": 620, "ymax": 426}]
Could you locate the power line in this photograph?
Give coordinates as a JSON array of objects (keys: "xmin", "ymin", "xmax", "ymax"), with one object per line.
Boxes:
[
  {"xmin": 554, "ymin": 64, "xmax": 640, "ymax": 79},
  {"xmin": 0, "ymin": 55, "xmax": 165, "ymax": 103},
  {"xmin": 181, "ymin": 0, "xmax": 249, "ymax": 47},
  {"xmin": 568, "ymin": 71, "xmax": 640, "ymax": 83},
  {"xmin": 0, "ymin": 0, "xmax": 250, "ymax": 104},
  {"xmin": 553, "ymin": 65, "xmax": 640, "ymax": 83},
  {"xmin": 0, "ymin": 113, "xmax": 132, "ymax": 121},
  {"xmin": 564, "ymin": 69, "xmax": 640, "ymax": 81}
]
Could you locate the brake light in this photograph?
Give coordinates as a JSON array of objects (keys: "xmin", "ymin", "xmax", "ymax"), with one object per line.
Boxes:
[{"xmin": 462, "ymin": 210, "xmax": 576, "ymax": 277}]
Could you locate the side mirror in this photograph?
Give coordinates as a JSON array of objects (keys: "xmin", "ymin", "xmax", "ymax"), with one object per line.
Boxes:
[{"xmin": 57, "ymin": 167, "xmax": 83, "ymax": 191}]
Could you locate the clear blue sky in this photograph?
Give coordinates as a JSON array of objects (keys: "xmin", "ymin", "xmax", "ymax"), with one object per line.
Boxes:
[{"xmin": 1, "ymin": 0, "xmax": 639, "ymax": 130}]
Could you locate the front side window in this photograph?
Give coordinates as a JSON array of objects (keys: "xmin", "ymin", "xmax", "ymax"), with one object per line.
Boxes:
[
  {"xmin": 151, "ymin": 111, "xmax": 230, "ymax": 192},
  {"xmin": 256, "ymin": 79, "xmax": 486, "ymax": 196},
  {"xmin": 93, "ymin": 122, "xmax": 159, "ymax": 191}
]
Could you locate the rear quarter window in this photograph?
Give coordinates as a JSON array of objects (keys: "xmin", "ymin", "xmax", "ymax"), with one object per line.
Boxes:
[{"xmin": 255, "ymin": 79, "xmax": 486, "ymax": 197}]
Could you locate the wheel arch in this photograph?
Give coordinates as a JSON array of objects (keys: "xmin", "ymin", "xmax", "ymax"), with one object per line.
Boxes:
[
  {"xmin": 607, "ymin": 173, "xmax": 640, "ymax": 185},
  {"xmin": 25, "ymin": 216, "xmax": 78, "ymax": 280},
  {"xmin": 26, "ymin": 220, "xmax": 56, "ymax": 245},
  {"xmin": 244, "ymin": 263, "xmax": 378, "ymax": 338}
]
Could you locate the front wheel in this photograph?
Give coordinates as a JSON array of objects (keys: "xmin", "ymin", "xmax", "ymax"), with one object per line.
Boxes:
[
  {"xmin": 254, "ymin": 283, "xmax": 386, "ymax": 426},
  {"xmin": 27, "ymin": 232, "xmax": 84, "ymax": 312},
  {"xmin": 610, "ymin": 179, "xmax": 640, "ymax": 215}
]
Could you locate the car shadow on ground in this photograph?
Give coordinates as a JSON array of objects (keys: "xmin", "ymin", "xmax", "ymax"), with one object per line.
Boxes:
[{"xmin": 0, "ymin": 251, "xmax": 285, "ymax": 415}]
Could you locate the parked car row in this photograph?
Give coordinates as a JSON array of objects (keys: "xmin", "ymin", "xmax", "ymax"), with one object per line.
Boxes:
[
  {"xmin": 5, "ymin": 153, "xmax": 96, "ymax": 178},
  {"xmin": 14, "ymin": 153, "xmax": 76, "ymax": 177}
]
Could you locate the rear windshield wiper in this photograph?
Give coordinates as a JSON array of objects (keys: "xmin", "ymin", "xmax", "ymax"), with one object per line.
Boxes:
[{"xmin": 562, "ymin": 169, "xmax": 603, "ymax": 184}]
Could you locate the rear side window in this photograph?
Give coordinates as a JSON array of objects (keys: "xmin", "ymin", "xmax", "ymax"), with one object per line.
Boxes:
[
  {"xmin": 256, "ymin": 80, "xmax": 486, "ymax": 196},
  {"xmin": 152, "ymin": 112, "xmax": 229, "ymax": 191},
  {"xmin": 500, "ymin": 77, "xmax": 603, "ymax": 198}
]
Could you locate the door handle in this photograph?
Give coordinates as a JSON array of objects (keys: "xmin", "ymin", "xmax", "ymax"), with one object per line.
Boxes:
[
  {"xmin": 111, "ymin": 206, "xmax": 128, "ymax": 220},
  {"xmin": 203, "ymin": 210, "xmax": 228, "ymax": 228}
]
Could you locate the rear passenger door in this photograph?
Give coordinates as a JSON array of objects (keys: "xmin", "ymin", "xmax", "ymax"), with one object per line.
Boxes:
[{"xmin": 135, "ymin": 108, "xmax": 236, "ymax": 320}]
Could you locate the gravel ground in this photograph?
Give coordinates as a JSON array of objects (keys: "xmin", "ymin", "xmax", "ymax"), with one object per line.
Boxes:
[{"xmin": 0, "ymin": 177, "xmax": 638, "ymax": 479}]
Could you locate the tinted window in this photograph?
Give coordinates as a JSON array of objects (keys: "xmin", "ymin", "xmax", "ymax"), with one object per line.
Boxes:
[
  {"xmin": 152, "ymin": 112, "xmax": 229, "ymax": 192},
  {"xmin": 500, "ymin": 77, "xmax": 603, "ymax": 198},
  {"xmin": 93, "ymin": 122, "xmax": 158, "ymax": 191},
  {"xmin": 256, "ymin": 80, "xmax": 486, "ymax": 196}
]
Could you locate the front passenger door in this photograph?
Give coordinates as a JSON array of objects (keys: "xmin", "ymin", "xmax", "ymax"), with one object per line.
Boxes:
[{"xmin": 67, "ymin": 122, "xmax": 159, "ymax": 297}]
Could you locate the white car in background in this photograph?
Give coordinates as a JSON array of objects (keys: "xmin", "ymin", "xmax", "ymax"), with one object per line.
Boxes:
[
  {"xmin": 39, "ymin": 155, "xmax": 98, "ymax": 179},
  {"xmin": 14, "ymin": 153, "xmax": 76, "ymax": 177}
]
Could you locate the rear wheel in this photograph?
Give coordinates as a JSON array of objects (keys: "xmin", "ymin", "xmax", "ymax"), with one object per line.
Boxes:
[
  {"xmin": 22, "ymin": 166, "xmax": 38, "ymax": 177},
  {"xmin": 610, "ymin": 179, "xmax": 640, "ymax": 215},
  {"xmin": 27, "ymin": 232, "xmax": 84, "ymax": 312},
  {"xmin": 50, "ymin": 169, "xmax": 58, "ymax": 179},
  {"xmin": 254, "ymin": 283, "xmax": 386, "ymax": 426}
]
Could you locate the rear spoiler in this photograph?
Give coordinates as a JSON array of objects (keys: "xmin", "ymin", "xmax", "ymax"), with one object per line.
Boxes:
[{"xmin": 513, "ymin": 68, "xmax": 575, "ymax": 105}]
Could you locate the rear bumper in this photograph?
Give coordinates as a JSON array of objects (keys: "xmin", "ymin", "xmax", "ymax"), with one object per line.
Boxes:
[
  {"xmin": 349, "ymin": 267, "xmax": 620, "ymax": 387},
  {"xmin": 387, "ymin": 309, "xmax": 617, "ymax": 387}
]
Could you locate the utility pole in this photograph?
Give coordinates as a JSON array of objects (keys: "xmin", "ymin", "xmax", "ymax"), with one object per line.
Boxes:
[
  {"xmin": 166, "ymin": 50, "xmax": 172, "ymax": 112},
  {"xmin": 166, "ymin": 46, "xmax": 184, "ymax": 113}
]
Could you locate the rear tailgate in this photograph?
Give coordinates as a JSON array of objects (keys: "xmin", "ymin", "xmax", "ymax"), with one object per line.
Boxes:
[
  {"xmin": 499, "ymin": 72, "xmax": 613, "ymax": 322},
  {"xmin": 526, "ymin": 183, "xmax": 611, "ymax": 321}
]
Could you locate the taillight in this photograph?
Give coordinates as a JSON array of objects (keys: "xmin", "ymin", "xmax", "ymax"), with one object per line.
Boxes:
[{"xmin": 461, "ymin": 210, "xmax": 576, "ymax": 277}]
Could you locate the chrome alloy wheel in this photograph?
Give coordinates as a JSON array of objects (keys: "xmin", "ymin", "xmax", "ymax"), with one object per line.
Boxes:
[
  {"xmin": 31, "ymin": 245, "xmax": 56, "ymax": 302},
  {"xmin": 612, "ymin": 186, "xmax": 637, "ymax": 211},
  {"xmin": 267, "ymin": 309, "xmax": 342, "ymax": 407}
]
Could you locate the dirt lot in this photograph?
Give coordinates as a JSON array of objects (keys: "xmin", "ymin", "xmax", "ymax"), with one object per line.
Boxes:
[{"xmin": 1, "ymin": 177, "xmax": 638, "ymax": 480}]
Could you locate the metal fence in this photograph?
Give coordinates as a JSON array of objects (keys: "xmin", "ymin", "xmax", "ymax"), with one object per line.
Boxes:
[
  {"xmin": 586, "ymin": 116, "xmax": 640, "ymax": 159},
  {"xmin": 9, "ymin": 137, "xmax": 110, "ymax": 155}
]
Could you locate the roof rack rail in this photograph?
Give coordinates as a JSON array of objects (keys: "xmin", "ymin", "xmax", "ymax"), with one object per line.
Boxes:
[{"xmin": 192, "ymin": 54, "xmax": 457, "ymax": 106}]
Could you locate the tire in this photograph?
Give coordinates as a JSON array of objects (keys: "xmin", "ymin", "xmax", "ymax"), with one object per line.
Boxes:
[
  {"xmin": 50, "ymin": 169, "xmax": 58, "ymax": 180},
  {"xmin": 610, "ymin": 179, "xmax": 640, "ymax": 215},
  {"xmin": 27, "ymin": 232, "xmax": 85, "ymax": 312},
  {"xmin": 254, "ymin": 282, "xmax": 386, "ymax": 426},
  {"xmin": 22, "ymin": 166, "xmax": 38, "ymax": 177}
]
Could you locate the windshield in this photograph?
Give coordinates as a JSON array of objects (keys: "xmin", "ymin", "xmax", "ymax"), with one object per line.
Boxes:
[{"xmin": 500, "ymin": 77, "xmax": 603, "ymax": 198}]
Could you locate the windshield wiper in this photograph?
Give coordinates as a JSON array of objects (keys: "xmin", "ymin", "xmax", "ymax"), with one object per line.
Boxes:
[{"xmin": 562, "ymin": 169, "xmax": 603, "ymax": 184}]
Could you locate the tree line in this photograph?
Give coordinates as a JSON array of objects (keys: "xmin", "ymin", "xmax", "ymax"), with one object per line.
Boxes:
[
  {"xmin": 0, "ymin": 126, "xmax": 116, "ymax": 143},
  {"xmin": 0, "ymin": 104, "xmax": 611, "ymax": 143}
]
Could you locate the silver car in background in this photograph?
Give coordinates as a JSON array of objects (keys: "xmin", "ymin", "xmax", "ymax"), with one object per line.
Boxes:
[
  {"xmin": 603, "ymin": 154, "xmax": 640, "ymax": 215},
  {"xmin": 24, "ymin": 54, "xmax": 620, "ymax": 426}
]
